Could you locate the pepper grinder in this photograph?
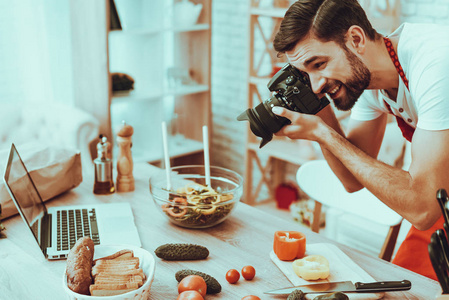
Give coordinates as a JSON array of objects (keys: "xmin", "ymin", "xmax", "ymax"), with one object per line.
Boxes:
[
  {"xmin": 94, "ymin": 136, "xmax": 115, "ymax": 194},
  {"xmin": 116, "ymin": 121, "xmax": 135, "ymax": 192}
]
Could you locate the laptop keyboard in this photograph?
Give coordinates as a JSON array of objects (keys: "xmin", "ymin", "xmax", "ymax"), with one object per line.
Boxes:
[{"xmin": 56, "ymin": 208, "xmax": 100, "ymax": 251}]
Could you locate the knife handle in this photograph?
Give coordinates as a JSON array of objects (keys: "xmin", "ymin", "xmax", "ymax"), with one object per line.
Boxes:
[{"xmin": 355, "ymin": 280, "xmax": 411, "ymax": 291}]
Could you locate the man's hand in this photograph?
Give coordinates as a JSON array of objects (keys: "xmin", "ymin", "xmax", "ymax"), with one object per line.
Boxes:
[
  {"xmin": 272, "ymin": 106, "xmax": 326, "ymax": 142},
  {"xmin": 272, "ymin": 105, "xmax": 364, "ymax": 191}
]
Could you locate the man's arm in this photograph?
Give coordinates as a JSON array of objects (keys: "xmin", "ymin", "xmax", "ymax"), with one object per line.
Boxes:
[
  {"xmin": 273, "ymin": 107, "xmax": 444, "ymax": 230},
  {"xmin": 315, "ymin": 106, "xmax": 387, "ymax": 192},
  {"xmin": 319, "ymin": 126, "xmax": 445, "ymax": 230}
]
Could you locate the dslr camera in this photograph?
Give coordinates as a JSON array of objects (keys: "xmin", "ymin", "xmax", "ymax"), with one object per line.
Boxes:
[{"xmin": 237, "ymin": 64, "xmax": 329, "ymax": 148}]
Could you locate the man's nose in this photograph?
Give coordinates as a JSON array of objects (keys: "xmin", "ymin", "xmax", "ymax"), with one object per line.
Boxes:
[{"xmin": 309, "ymin": 74, "xmax": 326, "ymax": 94}]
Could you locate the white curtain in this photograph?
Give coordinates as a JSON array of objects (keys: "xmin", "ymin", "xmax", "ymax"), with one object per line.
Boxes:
[{"xmin": 0, "ymin": 0, "xmax": 73, "ymax": 105}]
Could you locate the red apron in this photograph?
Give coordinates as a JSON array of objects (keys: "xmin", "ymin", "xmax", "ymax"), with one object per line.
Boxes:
[{"xmin": 383, "ymin": 37, "xmax": 444, "ymax": 280}]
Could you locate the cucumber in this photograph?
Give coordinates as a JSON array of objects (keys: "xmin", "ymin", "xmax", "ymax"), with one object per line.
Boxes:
[
  {"xmin": 154, "ymin": 243, "xmax": 209, "ymax": 260},
  {"xmin": 175, "ymin": 269, "xmax": 221, "ymax": 294}
]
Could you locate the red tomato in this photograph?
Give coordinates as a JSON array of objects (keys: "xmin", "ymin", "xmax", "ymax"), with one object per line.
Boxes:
[
  {"xmin": 178, "ymin": 275, "xmax": 207, "ymax": 297},
  {"xmin": 241, "ymin": 265, "xmax": 256, "ymax": 280},
  {"xmin": 177, "ymin": 290, "xmax": 204, "ymax": 300},
  {"xmin": 226, "ymin": 269, "xmax": 240, "ymax": 284},
  {"xmin": 241, "ymin": 296, "xmax": 260, "ymax": 300}
]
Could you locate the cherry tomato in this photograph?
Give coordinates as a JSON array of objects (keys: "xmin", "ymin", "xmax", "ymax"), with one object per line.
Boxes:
[
  {"xmin": 241, "ymin": 265, "xmax": 256, "ymax": 280},
  {"xmin": 241, "ymin": 296, "xmax": 260, "ymax": 300},
  {"xmin": 226, "ymin": 269, "xmax": 240, "ymax": 284},
  {"xmin": 177, "ymin": 290, "xmax": 204, "ymax": 300},
  {"xmin": 178, "ymin": 275, "xmax": 207, "ymax": 297}
]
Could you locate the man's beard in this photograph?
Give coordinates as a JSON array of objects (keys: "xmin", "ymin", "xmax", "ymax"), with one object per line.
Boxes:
[{"xmin": 332, "ymin": 45, "xmax": 371, "ymax": 111}]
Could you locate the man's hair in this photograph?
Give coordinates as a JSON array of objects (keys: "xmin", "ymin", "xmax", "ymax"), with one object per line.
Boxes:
[{"xmin": 273, "ymin": 0, "xmax": 380, "ymax": 54}]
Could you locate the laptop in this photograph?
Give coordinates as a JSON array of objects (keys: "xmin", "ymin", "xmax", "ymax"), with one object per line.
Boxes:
[{"xmin": 3, "ymin": 144, "xmax": 141, "ymax": 260}]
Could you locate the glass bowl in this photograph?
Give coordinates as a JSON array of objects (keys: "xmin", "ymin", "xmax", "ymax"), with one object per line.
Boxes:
[{"xmin": 149, "ymin": 165, "xmax": 243, "ymax": 229}]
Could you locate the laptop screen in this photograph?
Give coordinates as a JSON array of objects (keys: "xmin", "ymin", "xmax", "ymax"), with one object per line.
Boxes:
[{"xmin": 3, "ymin": 144, "xmax": 46, "ymax": 244}]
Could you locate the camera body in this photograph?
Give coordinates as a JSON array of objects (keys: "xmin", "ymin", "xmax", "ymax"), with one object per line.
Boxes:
[{"xmin": 237, "ymin": 64, "xmax": 329, "ymax": 148}]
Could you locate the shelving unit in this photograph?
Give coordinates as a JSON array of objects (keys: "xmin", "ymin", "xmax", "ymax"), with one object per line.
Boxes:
[
  {"xmin": 109, "ymin": 23, "xmax": 210, "ymax": 36},
  {"xmin": 112, "ymin": 84, "xmax": 209, "ymax": 105},
  {"xmin": 243, "ymin": 1, "xmax": 321, "ymax": 205},
  {"xmin": 250, "ymin": 7, "xmax": 288, "ymax": 18},
  {"xmin": 107, "ymin": 0, "xmax": 211, "ymax": 164}
]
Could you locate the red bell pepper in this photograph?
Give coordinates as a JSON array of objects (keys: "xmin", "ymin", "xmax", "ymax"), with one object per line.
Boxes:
[{"xmin": 273, "ymin": 231, "xmax": 306, "ymax": 261}]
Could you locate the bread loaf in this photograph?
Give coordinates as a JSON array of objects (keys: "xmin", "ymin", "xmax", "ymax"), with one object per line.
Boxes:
[
  {"xmin": 91, "ymin": 257, "xmax": 139, "ymax": 277},
  {"xmin": 66, "ymin": 237, "xmax": 95, "ymax": 295},
  {"xmin": 93, "ymin": 249, "xmax": 133, "ymax": 262},
  {"xmin": 90, "ymin": 249, "xmax": 145, "ymax": 296}
]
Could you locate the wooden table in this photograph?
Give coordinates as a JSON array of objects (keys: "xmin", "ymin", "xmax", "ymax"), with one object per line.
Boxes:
[{"xmin": 0, "ymin": 163, "xmax": 442, "ymax": 299}]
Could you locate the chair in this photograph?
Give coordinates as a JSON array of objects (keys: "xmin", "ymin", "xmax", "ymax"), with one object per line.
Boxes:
[{"xmin": 296, "ymin": 159, "xmax": 403, "ymax": 261}]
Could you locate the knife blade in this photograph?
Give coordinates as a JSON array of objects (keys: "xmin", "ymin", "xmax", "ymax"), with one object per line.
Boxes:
[
  {"xmin": 264, "ymin": 280, "xmax": 411, "ymax": 295},
  {"xmin": 437, "ymin": 189, "xmax": 449, "ymax": 223},
  {"xmin": 436, "ymin": 189, "xmax": 449, "ymax": 241},
  {"xmin": 429, "ymin": 231, "xmax": 449, "ymax": 294}
]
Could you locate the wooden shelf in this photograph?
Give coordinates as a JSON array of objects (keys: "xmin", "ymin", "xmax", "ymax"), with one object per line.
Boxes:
[
  {"xmin": 171, "ymin": 24, "xmax": 210, "ymax": 33},
  {"xmin": 112, "ymin": 84, "xmax": 209, "ymax": 104},
  {"xmin": 131, "ymin": 136, "xmax": 203, "ymax": 163},
  {"xmin": 109, "ymin": 23, "xmax": 210, "ymax": 36},
  {"xmin": 250, "ymin": 7, "xmax": 287, "ymax": 18}
]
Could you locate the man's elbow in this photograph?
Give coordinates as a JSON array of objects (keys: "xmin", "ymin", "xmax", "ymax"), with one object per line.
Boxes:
[
  {"xmin": 411, "ymin": 210, "xmax": 441, "ymax": 231},
  {"xmin": 343, "ymin": 183, "xmax": 363, "ymax": 193}
]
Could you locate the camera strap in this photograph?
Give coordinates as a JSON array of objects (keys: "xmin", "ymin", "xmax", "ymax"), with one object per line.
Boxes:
[
  {"xmin": 382, "ymin": 36, "xmax": 414, "ymax": 143},
  {"xmin": 384, "ymin": 37, "xmax": 409, "ymax": 89}
]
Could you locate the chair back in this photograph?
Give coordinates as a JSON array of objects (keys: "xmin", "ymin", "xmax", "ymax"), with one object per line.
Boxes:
[{"xmin": 296, "ymin": 160, "xmax": 403, "ymax": 227}]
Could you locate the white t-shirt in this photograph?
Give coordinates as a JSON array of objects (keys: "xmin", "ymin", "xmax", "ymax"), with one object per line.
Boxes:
[{"xmin": 350, "ymin": 23, "xmax": 449, "ymax": 131}]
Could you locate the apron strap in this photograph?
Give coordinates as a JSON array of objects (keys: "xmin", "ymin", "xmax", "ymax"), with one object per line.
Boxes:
[
  {"xmin": 383, "ymin": 37, "xmax": 414, "ymax": 143},
  {"xmin": 384, "ymin": 37, "xmax": 409, "ymax": 89}
]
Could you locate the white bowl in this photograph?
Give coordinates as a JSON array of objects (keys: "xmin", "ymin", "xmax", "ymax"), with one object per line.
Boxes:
[
  {"xmin": 63, "ymin": 245, "xmax": 156, "ymax": 300},
  {"xmin": 173, "ymin": 1, "xmax": 202, "ymax": 28}
]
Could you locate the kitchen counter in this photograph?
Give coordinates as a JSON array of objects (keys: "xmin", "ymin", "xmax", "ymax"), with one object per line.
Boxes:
[{"xmin": 0, "ymin": 163, "xmax": 441, "ymax": 299}]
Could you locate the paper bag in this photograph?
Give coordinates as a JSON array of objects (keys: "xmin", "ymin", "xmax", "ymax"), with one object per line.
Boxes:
[{"xmin": 0, "ymin": 143, "xmax": 83, "ymax": 219}]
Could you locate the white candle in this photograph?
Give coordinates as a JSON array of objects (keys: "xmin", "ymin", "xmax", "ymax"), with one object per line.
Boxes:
[
  {"xmin": 203, "ymin": 125, "xmax": 211, "ymax": 186},
  {"xmin": 161, "ymin": 121, "xmax": 172, "ymax": 190}
]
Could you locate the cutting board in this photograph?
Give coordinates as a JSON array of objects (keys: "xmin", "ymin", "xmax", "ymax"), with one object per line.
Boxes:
[{"xmin": 270, "ymin": 243, "xmax": 384, "ymax": 300}]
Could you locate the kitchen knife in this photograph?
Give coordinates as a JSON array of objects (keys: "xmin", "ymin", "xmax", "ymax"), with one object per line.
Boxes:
[
  {"xmin": 264, "ymin": 280, "xmax": 411, "ymax": 295},
  {"xmin": 435, "ymin": 229, "xmax": 449, "ymax": 267},
  {"xmin": 429, "ymin": 231, "xmax": 449, "ymax": 294},
  {"xmin": 437, "ymin": 189, "xmax": 449, "ymax": 228},
  {"xmin": 445, "ymin": 223, "xmax": 449, "ymax": 242}
]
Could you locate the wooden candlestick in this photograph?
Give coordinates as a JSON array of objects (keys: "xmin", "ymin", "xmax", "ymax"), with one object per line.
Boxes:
[{"xmin": 116, "ymin": 121, "xmax": 135, "ymax": 192}]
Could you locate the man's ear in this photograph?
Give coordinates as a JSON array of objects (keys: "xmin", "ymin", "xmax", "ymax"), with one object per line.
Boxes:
[{"xmin": 345, "ymin": 25, "xmax": 366, "ymax": 54}]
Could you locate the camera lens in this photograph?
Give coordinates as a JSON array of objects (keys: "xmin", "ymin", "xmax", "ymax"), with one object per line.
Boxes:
[
  {"xmin": 237, "ymin": 63, "xmax": 329, "ymax": 148},
  {"xmin": 237, "ymin": 95, "xmax": 291, "ymax": 148}
]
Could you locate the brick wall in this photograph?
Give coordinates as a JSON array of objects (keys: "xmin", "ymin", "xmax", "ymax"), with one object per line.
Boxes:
[
  {"xmin": 401, "ymin": 0, "xmax": 449, "ymax": 25},
  {"xmin": 210, "ymin": 0, "xmax": 249, "ymax": 174}
]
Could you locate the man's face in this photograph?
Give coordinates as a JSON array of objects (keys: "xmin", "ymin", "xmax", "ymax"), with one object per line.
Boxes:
[{"xmin": 286, "ymin": 36, "xmax": 371, "ymax": 111}]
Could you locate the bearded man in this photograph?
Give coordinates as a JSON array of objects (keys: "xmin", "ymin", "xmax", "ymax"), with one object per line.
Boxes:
[{"xmin": 271, "ymin": 0, "xmax": 449, "ymax": 280}]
